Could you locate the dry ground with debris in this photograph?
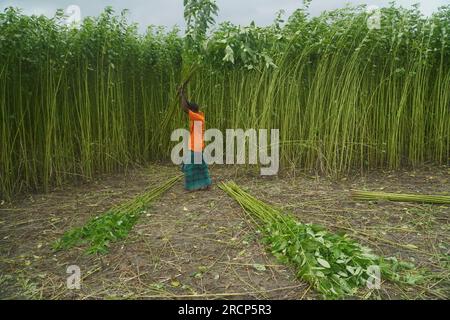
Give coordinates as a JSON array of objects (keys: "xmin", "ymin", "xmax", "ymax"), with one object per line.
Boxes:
[{"xmin": 0, "ymin": 164, "xmax": 449, "ymax": 299}]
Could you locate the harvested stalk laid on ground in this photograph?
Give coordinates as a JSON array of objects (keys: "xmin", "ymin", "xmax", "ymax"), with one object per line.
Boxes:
[
  {"xmin": 219, "ymin": 181, "xmax": 419, "ymax": 299},
  {"xmin": 54, "ymin": 175, "xmax": 181, "ymax": 254},
  {"xmin": 351, "ymin": 190, "xmax": 450, "ymax": 204}
]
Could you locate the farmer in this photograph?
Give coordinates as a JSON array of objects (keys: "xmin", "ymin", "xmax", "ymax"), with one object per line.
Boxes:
[{"xmin": 178, "ymin": 85, "xmax": 212, "ymax": 191}]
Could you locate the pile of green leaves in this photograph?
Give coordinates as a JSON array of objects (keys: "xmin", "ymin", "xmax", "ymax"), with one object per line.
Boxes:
[
  {"xmin": 264, "ymin": 219, "xmax": 418, "ymax": 298},
  {"xmin": 204, "ymin": 19, "xmax": 282, "ymax": 70},
  {"xmin": 53, "ymin": 175, "xmax": 180, "ymax": 254},
  {"xmin": 219, "ymin": 181, "xmax": 418, "ymax": 299}
]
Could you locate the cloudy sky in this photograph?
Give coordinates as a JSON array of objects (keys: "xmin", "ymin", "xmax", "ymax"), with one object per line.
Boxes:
[{"xmin": 1, "ymin": 0, "xmax": 448, "ymax": 32}]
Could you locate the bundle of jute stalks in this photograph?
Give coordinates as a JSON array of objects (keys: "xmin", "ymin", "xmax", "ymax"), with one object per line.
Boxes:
[
  {"xmin": 351, "ymin": 190, "xmax": 450, "ymax": 204},
  {"xmin": 219, "ymin": 181, "xmax": 417, "ymax": 299},
  {"xmin": 54, "ymin": 175, "xmax": 181, "ymax": 254}
]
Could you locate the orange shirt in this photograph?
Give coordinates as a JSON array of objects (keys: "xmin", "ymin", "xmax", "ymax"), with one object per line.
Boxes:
[{"xmin": 188, "ymin": 110, "xmax": 205, "ymax": 152}]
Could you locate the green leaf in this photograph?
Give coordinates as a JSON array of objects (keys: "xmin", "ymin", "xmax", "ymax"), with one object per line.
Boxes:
[{"xmin": 317, "ymin": 258, "xmax": 331, "ymax": 268}]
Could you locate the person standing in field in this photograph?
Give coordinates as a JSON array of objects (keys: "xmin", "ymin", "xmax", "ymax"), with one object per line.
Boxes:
[{"xmin": 178, "ymin": 85, "xmax": 212, "ymax": 191}]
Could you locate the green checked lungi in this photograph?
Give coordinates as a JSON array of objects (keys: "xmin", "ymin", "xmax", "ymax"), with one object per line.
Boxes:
[{"xmin": 181, "ymin": 151, "xmax": 212, "ymax": 191}]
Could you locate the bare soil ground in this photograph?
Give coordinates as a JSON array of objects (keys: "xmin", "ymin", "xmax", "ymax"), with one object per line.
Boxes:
[{"xmin": 0, "ymin": 164, "xmax": 449, "ymax": 299}]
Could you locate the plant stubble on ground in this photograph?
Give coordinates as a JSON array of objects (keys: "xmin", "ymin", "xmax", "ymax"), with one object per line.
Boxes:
[{"xmin": 0, "ymin": 164, "xmax": 448, "ymax": 300}]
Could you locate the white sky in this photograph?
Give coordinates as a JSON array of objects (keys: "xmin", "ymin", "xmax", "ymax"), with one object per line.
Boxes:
[{"xmin": 1, "ymin": 0, "xmax": 449, "ymax": 33}]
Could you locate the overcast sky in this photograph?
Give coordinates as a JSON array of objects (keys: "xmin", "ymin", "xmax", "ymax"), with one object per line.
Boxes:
[{"xmin": 1, "ymin": 0, "xmax": 448, "ymax": 33}]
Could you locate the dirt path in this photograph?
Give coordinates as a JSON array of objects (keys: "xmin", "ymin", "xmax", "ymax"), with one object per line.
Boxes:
[{"xmin": 0, "ymin": 165, "xmax": 449, "ymax": 299}]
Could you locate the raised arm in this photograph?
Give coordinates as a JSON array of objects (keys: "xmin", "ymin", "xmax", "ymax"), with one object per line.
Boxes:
[{"xmin": 178, "ymin": 86, "xmax": 190, "ymax": 114}]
